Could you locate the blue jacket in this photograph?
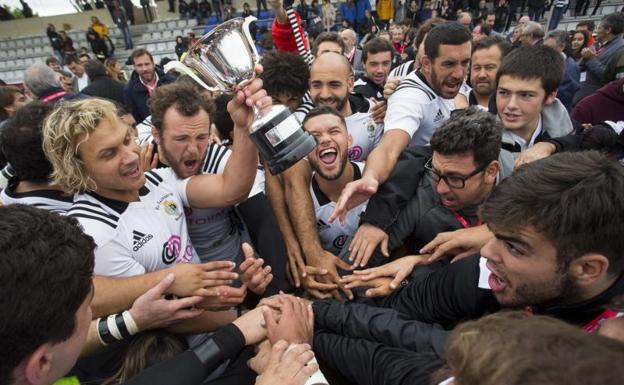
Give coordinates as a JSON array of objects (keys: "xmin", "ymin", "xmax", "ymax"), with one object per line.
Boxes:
[
  {"xmin": 559, "ymin": 55, "xmax": 580, "ymax": 110},
  {"xmin": 124, "ymin": 67, "xmax": 176, "ymax": 122},
  {"xmin": 355, "ymin": 0, "xmax": 371, "ymax": 24},
  {"xmin": 340, "ymin": 2, "xmax": 357, "ymax": 25}
]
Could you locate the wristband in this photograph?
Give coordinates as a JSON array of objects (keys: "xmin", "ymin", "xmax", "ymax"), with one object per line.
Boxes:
[{"xmin": 96, "ymin": 311, "xmax": 140, "ymax": 346}]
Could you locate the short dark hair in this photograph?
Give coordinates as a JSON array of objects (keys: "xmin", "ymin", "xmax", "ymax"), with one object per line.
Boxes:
[
  {"xmin": 472, "ymin": 35, "xmax": 512, "ymax": 57},
  {"xmin": 213, "ymin": 93, "xmax": 234, "ymax": 141},
  {"xmin": 480, "ymin": 151, "xmax": 624, "ymax": 276},
  {"xmin": 0, "ymin": 86, "xmax": 23, "ymax": 121},
  {"xmin": 576, "ymin": 20, "xmax": 595, "ymax": 31},
  {"xmin": 362, "ymin": 37, "xmax": 394, "ymax": 63},
  {"xmin": 84, "ymin": 59, "xmax": 108, "ymax": 80},
  {"xmin": 45, "ymin": 56, "xmax": 59, "ymax": 66},
  {"xmin": 79, "ymin": 53, "xmax": 91, "ymax": 61},
  {"xmin": 496, "ymin": 44, "xmax": 564, "ymax": 96},
  {"xmin": 64, "ymin": 54, "xmax": 80, "ymax": 66},
  {"xmin": 302, "ymin": 105, "xmax": 347, "ymax": 129},
  {"xmin": 1, "ymin": 102, "xmax": 54, "ymax": 182},
  {"xmin": 414, "ymin": 17, "xmax": 447, "ymax": 51},
  {"xmin": 312, "ymin": 32, "xmax": 346, "ymax": 56},
  {"xmin": 131, "ymin": 48, "xmax": 154, "ymax": 65},
  {"xmin": 430, "ymin": 107, "xmax": 502, "ymax": 168},
  {"xmin": 148, "ymin": 82, "xmax": 215, "ymax": 135},
  {"xmin": 259, "ymin": 50, "xmax": 310, "ymax": 100},
  {"xmin": 424, "ymin": 23, "xmax": 472, "ymax": 61},
  {"xmin": 0, "ymin": 204, "xmax": 95, "ymax": 385},
  {"xmin": 600, "ymin": 12, "xmax": 624, "ymax": 35},
  {"xmin": 479, "ymin": 23, "xmax": 492, "ymax": 36}
]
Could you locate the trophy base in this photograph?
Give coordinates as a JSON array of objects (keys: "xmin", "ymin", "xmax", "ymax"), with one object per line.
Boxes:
[{"xmin": 249, "ymin": 106, "xmax": 317, "ymax": 175}]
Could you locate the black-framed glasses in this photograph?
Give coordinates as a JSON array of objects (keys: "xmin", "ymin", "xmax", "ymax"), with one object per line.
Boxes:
[{"xmin": 425, "ymin": 158, "xmax": 487, "ymax": 189}]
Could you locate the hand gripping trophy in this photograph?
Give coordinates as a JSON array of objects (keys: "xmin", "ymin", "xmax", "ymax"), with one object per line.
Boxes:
[{"xmin": 165, "ymin": 16, "xmax": 317, "ymax": 174}]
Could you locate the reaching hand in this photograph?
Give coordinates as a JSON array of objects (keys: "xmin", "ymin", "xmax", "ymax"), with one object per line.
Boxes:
[
  {"xmin": 513, "ymin": 141, "xmax": 556, "ymax": 169},
  {"xmin": 340, "ymin": 276, "xmax": 394, "ymax": 298},
  {"xmin": 232, "ymin": 306, "xmax": 268, "ymax": 345},
  {"xmin": 383, "ymin": 77, "xmax": 401, "ymax": 100},
  {"xmin": 169, "ymin": 261, "xmax": 238, "ymax": 297},
  {"xmin": 348, "ymin": 223, "xmax": 389, "ymax": 268},
  {"xmin": 284, "ymin": 237, "xmax": 306, "ymax": 288},
  {"xmin": 369, "ymin": 100, "xmax": 387, "ymax": 124},
  {"xmin": 239, "ymin": 243, "xmax": 273, "ymax": 295},
  {"xmin": 255, "ymin": 341, "xmax": 318, "ymax": 385},
  {"xmin": 139, "ymin": 142, "xmax": 159, "ymax": 172},
  {"xmin": 305, "ymin": 250, "xmax": 353, "ymax": 301},
  {"xmin": 228, "ymin": 65, "xmax": 272, "ymax": 130},
  {"xmin": 419, "ymin": 225, "xmax": 493, "ymax": 263},
  {"xmin": 329, "ymin": 175, "xmax": 379, "ymax": 225},
  {"xmin": 129, "ymin": 273, "xmax": 204, "ymax": 331},
  {"xmin": 342, "ymin": 254, "xmax": 430, "ymax": 290},
  {"xmin": 263, "ymin": 294, "xmax": 314, "ymax": 346},
  {"xmin": 197, "ymin": 284, "xmax": 247, "ymax": 310}
]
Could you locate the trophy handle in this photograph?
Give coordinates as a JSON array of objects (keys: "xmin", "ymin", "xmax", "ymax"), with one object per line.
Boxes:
[
  {"xmin": 163, "ymin": 60, "xmax": 220, "ymax": 92},
  {"xmin": 243, "ymin": 16, "xmax": 260, "ymax": 59}
]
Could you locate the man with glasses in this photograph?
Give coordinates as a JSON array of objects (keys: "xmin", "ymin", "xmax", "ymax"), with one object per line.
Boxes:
[{"xmin": 341, "ymin": 108, "xmax": 515, "ymax": 275}]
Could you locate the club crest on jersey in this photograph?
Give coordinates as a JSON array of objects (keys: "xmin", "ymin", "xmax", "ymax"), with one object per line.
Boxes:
[
  {"xmin": 366, "ymin": 120, "xmax": 376, "ymax": 139},
  {"xmin": 162, "ymin": 200, "xmax": 183, "ymax": 219}
]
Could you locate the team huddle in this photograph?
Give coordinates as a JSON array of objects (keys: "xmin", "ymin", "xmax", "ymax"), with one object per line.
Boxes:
[{"xmin": 1, "ymin": 6, "xmax": 624, "ymax": 385}]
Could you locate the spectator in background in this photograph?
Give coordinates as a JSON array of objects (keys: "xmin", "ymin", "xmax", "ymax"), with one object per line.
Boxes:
[
  {"xmin": 112, "ymin": 0, "xmax": 134, "ymax": 50},
  {"xmin": 406, "ymin": 0, "xmax": 421, "ymax": 27},
  {"xmin": 355, "ymin": 0, "xmax": 372, "ymax": 32},
  {"xmin": 472, "ymin": 0, "xmax": 488, "ymax": 23},
  {"xmin": 211, "ymin": 0, "xmax": 222, "ymax": 21},
  {"xmin": 124, "ymin": 49, "xmax": 176, "ymax": 122},
  {"xmin": 105, "ymin": 57, "xmax": 127, "ymax": 83},
  {"xmin": 86, "ymin": 27, "xmax": 109, "ymax": 61},
  {"xmin": 544, "ymin": 30, "xmax": 580, "ymax": 110},
  {"xmin": 58, "ymin": 31, "xmax": 76, "ymax": 58},
  {"xmin": 322, "ymin": 0, "xmax": 336, "ymax": 31},
  {"xmin": 46, "ymin": 24, "xmax": 64, "ymax": 66},
  {"xmin": 257, "ymin": 0, "xmax": 268, "ymax": 17},
  {"xmin": 341, "ymin": 0, "xmax": 357, "ymax": 29},
  {"xmin": 458, "ymin": 11, "xmax": 472, "ymax": 28},
  {"xmin": 56, "ymin": 70, "xmax": 75, "ymax": 93},
  {"xmin": 91, "ymin": 16, "xmax": 115, "ymax": 56},
  {"xmin": 259, "ymin": 26, "xmax": 274, "ymax": 51},
  {"xmin": 576, "ymin": 21, "xmax": 596, "ymax": 47},
  {"xmin": 19, "ymin": 0, "xmax": 33, "ymax": 17},
  {"xmin": 65, "ymin": 54, "xmax": 90, "ymax": 92},
  {"xmin": 377, "ymin": 0, "xmax": 393, "ymax": 26},
  {"xmin": 340, "ymin": 28, "xmax": 364, "ymax": 75},
  {"xmin": 198, "ymin": 0, "xmax": 212, "ymax": 23},
  {"xmin": 570, "ymin": 29, "xmax": 590, "ymax": 61},
  {"xmin": 81, "ymin": 60, "xmax": 126, "ymax": 105},
  {"xmin": 45, "ymin": 56, "xmax": 62, "ymax": 72},
  {"xmin": 140, "ymin": 0, "xmax": 153, "ymax": 21},
  {"xmin": 0, "ymin": 86, "xmax": 27, "ymax": 124},
  {"xmin": 359, "ymin": 23, "xmax": 380, "ymax": 46},
  {"xmin": 122, "ymin": 0, "xmax": 135, "ymax": 24},
  {"xmin": 527, "ymin": 0, "xmax": 544, "ymax": 21},
  {"xmin": 519, "ymin": 21, "xmax": 544, "ymax": 46},
  {"xmin": 79, "ymin": 52, "xmax": 91, "ymax": 65},
  {"xmin": 359, "ymin": 9, "xmax": 375, "ymax": 36},
  {"xmin": 472, "ymin": 22, "xmax": 492, "ymax": 40},
  {"xmin": 175, "ymin": 36, "xmax": 188, "ymax": 60},
  {"xmin": 493, "ymin": 2, "xmax": 508, "ymax": 32},
  {"xmin": 390, "ymin": 25, "xmax": 407, "ymax": 54},
  {"xmin": 23, "ymin": 64, "xmax": 77, "ymax": 102},
  {"xmin": 548, "ymin": 0, "xmax": 569, "ymax": 31}
]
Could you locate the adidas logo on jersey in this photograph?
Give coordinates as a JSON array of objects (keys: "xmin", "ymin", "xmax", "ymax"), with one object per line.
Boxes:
[
  {"xmin": 433, "ymin": 109, "xmax": 445, "ymax": 123},
  {"xmin": 132, "ymin": 230, "xmax": 154, "ymax": 252}
]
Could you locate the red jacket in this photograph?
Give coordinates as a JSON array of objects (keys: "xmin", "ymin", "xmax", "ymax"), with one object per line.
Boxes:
[
  {"xmin": 271, "ymin": 11, "xmax": 309, "ymax": 53},
  {"xmin": 571, "ymin": 78, "xmax": 624, "ymax": 125}
]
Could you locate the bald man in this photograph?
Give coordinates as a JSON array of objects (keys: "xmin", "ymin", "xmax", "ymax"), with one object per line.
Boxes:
[
  {"xmin": 309, "ymin": 52, "xmax": 383, "ymax": 162},
  {"xmin": 273, "ymin": 53, "xmax": 384, "ymax": 302},
  {"xmin": 339, "ymin": 28, "xmax": 364, "ymax": 76}
]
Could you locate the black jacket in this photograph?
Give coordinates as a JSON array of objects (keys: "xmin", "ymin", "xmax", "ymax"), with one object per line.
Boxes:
[
  {"xmin": 124, "ymin": 67, "xmax": 176, "ymax": 122},
  {"xmin": 81, "ymin": 75, "xmax": 126, "ymax": 105},
  {"xmin": 313, "ymin": 255, "xmax": 624, "ymax": 385},
  {"xmin": 353, "ymin": 75, "xmax": 385, "ymax": 101}
]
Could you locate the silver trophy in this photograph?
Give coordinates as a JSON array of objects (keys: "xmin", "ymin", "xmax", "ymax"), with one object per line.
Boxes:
[{"xmin": 164, "ymin": 16, "xmax": 317, "ymax": 175}]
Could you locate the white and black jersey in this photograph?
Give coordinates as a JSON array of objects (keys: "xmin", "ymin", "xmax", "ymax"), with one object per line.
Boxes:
[
  {"xmin": 185, "ymin": 143, "xmax": 265, "ymax": 263},
  {"xmin": 68, "ymin": 168, "xmax": 201, "ymax": 278},
  {"xmin": 0, "ymin": 165, "xmax": 13, "ymax": 191},
  {"xmin": 389, "ymin": 60, "xmax": 416, "ymax": 79},
  {"xmin": 384, "ymin": 71, "xmax": 454, "ymax": 147},
  {"xmin": 346, "ymin": 94, "xmax": 384, "ymax": 162},
  {"xmin": 353, "ymin": 76, "xmax": 384, "ymax": 101},
  {"xmin": 311, "ymin": 162, "xmax": 367, "ymax": 256},
  {"xmin": 294, "ymin": 92, "xmax": 315, "ymax": 122},
  {"xmin": 0, "ymin": 179, "xmax": 73, "ymax": 214},
  {"xmin": 136, "ymin": 115, "xmax": 154, "ymax": 145}
]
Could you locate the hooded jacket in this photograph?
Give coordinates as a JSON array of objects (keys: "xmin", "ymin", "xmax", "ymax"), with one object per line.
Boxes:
[{"xmin": 571, "ymin": 78, "xmax": 624, "ymax": 125}]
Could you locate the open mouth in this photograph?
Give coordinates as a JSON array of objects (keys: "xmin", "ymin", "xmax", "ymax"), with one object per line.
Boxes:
[
  {"xmin": 319, "ymin": 148, "xmax": 338, "ymax": 165},
  {"xmin": 486, "ymin": 262, "xmax": 508, "ymax": 293},
  {"xmin": 183, "ymin": 159, "xmax": 199, "ymax": 170},
  {"xmin": 122, "ymin": 164, "xmax": 141, "ymax": 178}
]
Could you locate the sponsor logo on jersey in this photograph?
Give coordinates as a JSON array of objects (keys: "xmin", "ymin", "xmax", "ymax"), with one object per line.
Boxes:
[
  {"xmin": 332, "ymin": 234, "xmax": 348, "ymax": 250},
  {"xmin": 132, "ymin": 230, "xmax": 154, "ymax": 252},
  {"xmin": 161, "ymin": 235, "xmax": 195, "ymax": 264},
  {"xmin": 348, "ymin": 145, "xmax": 363, "ymax": 161},
  {"xmin": 434, "ymin": 109, "xmax": 445, "ymax": 123}
]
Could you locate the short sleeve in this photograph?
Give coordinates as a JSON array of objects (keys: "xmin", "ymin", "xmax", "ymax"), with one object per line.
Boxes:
[{"xmin": 384, "ymin": 87, "xmax": 427, "ymax": 139}]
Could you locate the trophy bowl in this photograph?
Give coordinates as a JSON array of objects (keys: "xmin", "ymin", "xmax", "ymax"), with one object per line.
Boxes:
[{"xmin": 165, "ymin": 17, "xmax": 317, "ymax": 175}]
